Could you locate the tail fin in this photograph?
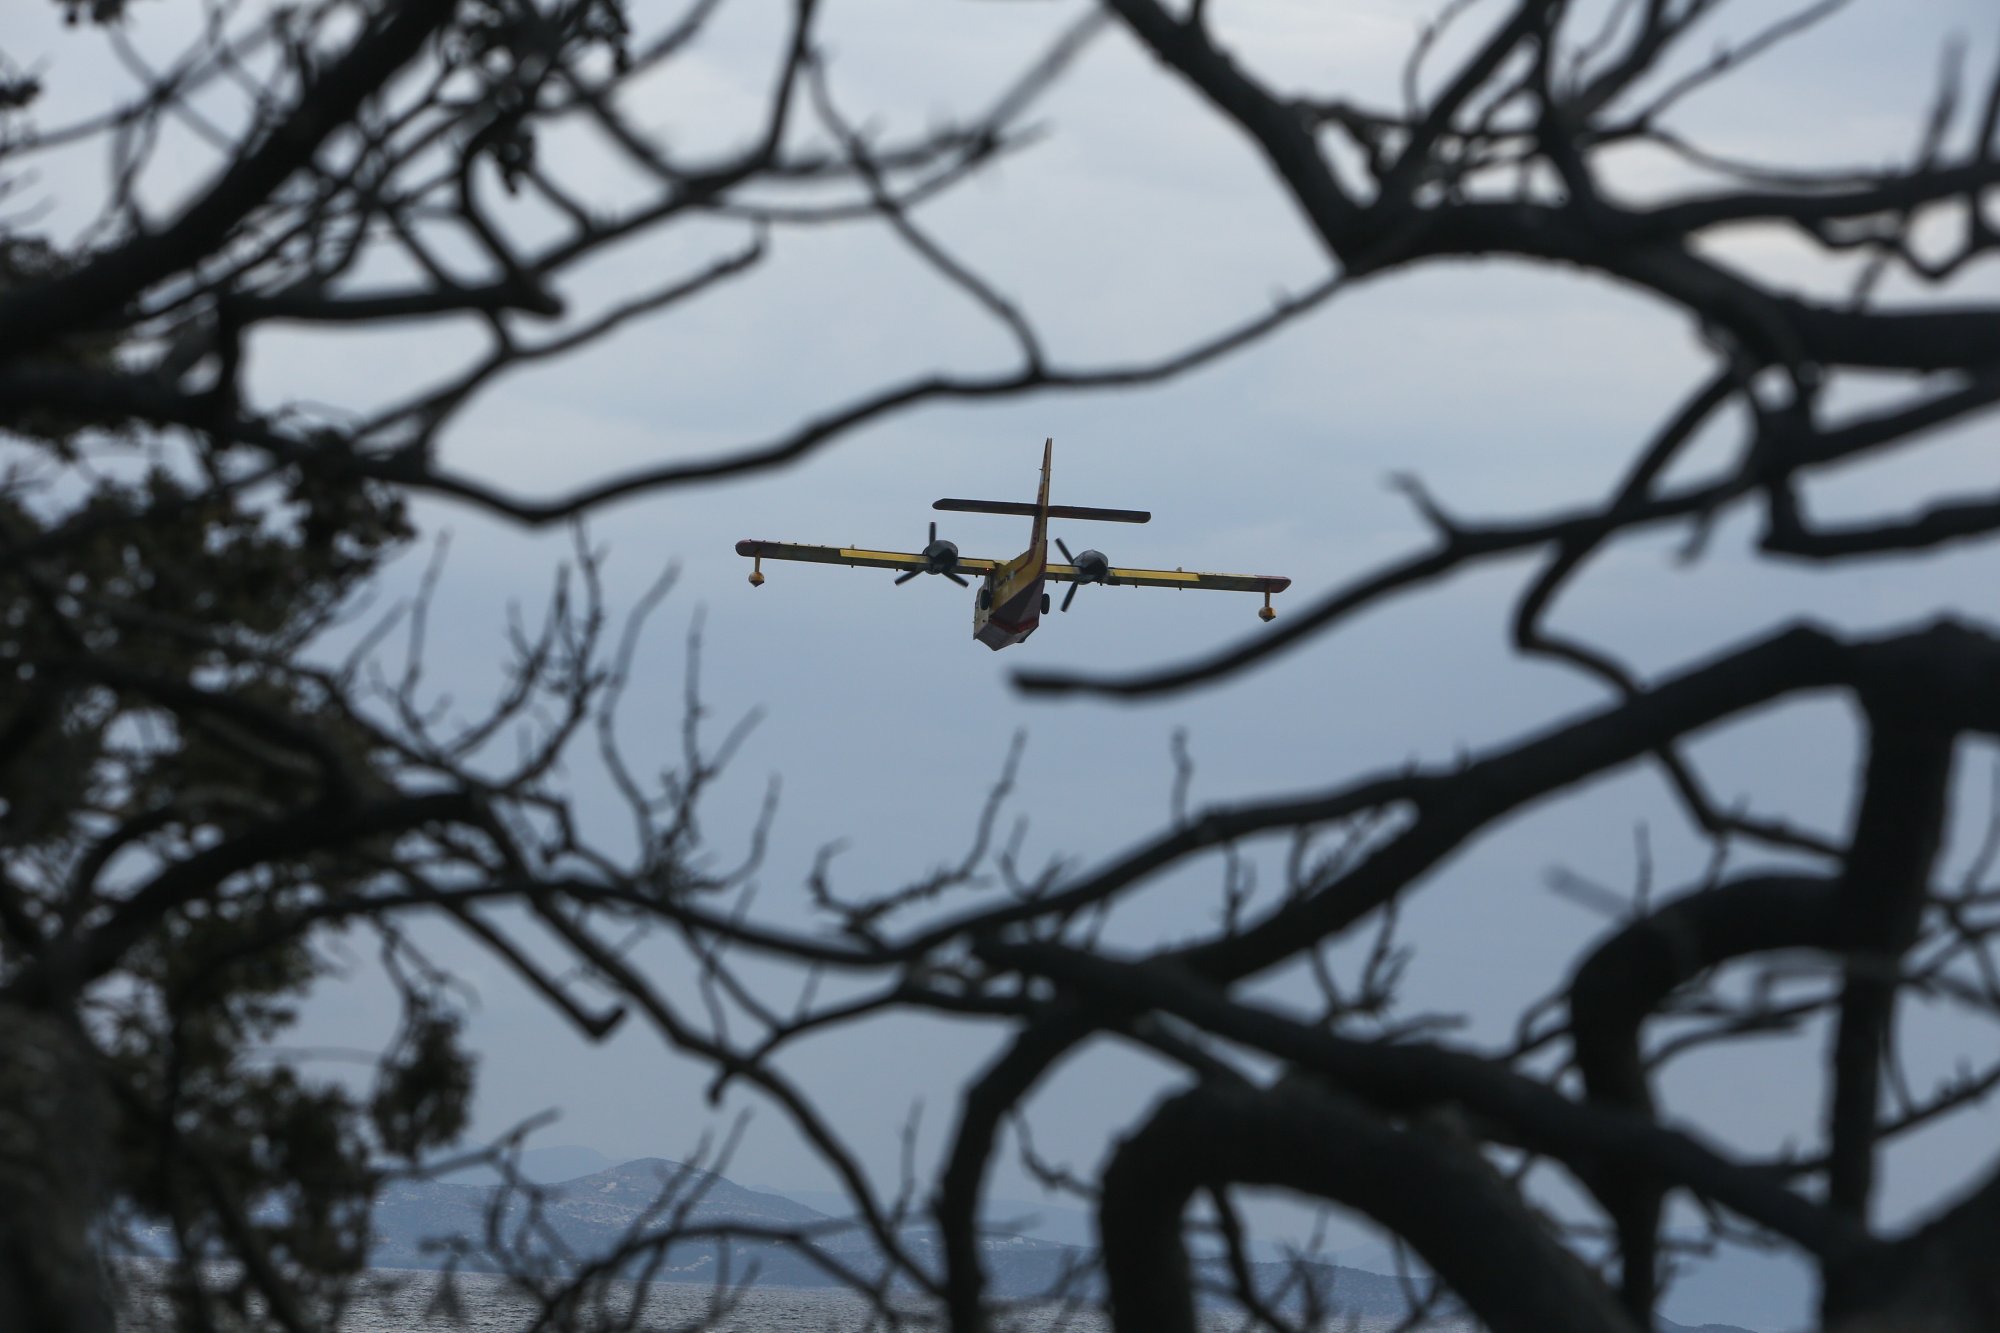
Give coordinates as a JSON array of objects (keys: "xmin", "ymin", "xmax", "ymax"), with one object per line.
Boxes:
[{"xmin": 1030, "ymin": 437, "xmax": 1052, "ymax": 555}]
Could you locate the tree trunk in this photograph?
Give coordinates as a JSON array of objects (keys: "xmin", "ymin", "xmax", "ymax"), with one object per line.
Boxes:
[{"xmin": 0, "ymin": 1006, "xmax": 112, "ymax": 1333}]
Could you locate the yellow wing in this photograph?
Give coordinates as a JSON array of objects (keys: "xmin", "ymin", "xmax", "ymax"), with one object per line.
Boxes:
[
  {"xmin": 735, "ymin": 539, "xmax": 1001, "ymax": 576},
  {"xmin": 1045, "ymin": 562, "xmax": 1290, "ymax": 594}
]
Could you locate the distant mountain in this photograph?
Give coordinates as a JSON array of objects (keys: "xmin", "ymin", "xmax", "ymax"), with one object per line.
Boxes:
[
  {"xmin": 775, "ymin": 1187, "xmax": 1108, "ymax": 1251},
  {"xmin": 372, "ymin": 1158, "xmax": 881, "ymax": 1287},
  {"xmin": 112, "ymin": 1155, "xmax": 1764, "ymax": 1329},
  {"xmin": 366, "ymin": 1160, "xmax": 1768, "ymax": 1328},
  {"xmin": 370, "ymin": 1157, "xmax": 1097, "ymax": 1296}
]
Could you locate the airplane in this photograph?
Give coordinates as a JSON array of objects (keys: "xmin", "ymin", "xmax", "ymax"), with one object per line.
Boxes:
[{"xmin": 734, "ymin": 440, "xmax": 1291, "ymax": 651}]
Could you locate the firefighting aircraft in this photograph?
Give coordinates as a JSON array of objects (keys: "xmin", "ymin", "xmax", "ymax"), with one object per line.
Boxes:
[{"xmin": 734, "ymin": 440, "xmax": 1291, "ymax": 650}]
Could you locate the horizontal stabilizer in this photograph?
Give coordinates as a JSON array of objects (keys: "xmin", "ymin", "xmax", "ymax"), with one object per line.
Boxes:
[{"xmin": 934, "ymin": 499, "xmax": 1151, "ymax": 524}]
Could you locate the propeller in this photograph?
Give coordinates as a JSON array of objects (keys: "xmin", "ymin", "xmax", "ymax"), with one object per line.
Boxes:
[
  {"xmin": 896, "ymin": 521, "xmax": 969, "ymax": 586},
  {"xmin": 1055, "ymin": 538, "xmax": 1109, "ymax": 612}
]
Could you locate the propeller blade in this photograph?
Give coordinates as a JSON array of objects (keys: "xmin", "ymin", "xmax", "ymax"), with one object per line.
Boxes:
[
  {"xmin": 1055, "ymin": 537, "xmax": 1075, "ymax": 563},
  {"xmin": 930, "ymin": 521, "xmax": 937, "ymax": 544},
  {"xmin": 894, "ymin": 569, "xmax": 920, "ymax": 585},
  {"xmin": 945, "ymin": 572, "xmax": 969, "ymax": 587},
  {"xmin": 1060, "ymin": 582, "xmax": 1079, "ymax": 613}
]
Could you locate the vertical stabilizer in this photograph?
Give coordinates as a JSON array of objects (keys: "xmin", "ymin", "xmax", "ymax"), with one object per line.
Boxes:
[{"xmin": 1030, "ymin": 438, "xmax": 1053, "ymax": 556}]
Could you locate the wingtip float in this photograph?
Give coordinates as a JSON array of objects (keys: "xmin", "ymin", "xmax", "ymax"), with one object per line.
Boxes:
[{"xmin": 735, "ymin": 438, "xmax": 1291, "ymax": 651}]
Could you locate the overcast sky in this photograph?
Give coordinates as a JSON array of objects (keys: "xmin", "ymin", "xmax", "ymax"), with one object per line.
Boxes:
[{"xmin": 14, "ymin": 1, "xmax": 2000, "ymax": 1325}]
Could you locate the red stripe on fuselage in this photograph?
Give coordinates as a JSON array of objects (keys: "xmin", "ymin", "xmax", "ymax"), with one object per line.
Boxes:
[{"xmin": 974, "ymin": 576, "xmax": 1044, "ymax": 650}]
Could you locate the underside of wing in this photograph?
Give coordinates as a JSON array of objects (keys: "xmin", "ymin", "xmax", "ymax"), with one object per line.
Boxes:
[
  {"xmin": 1046, "ymin": 562, "xmax": 1290, "ymax": 594},
  {"xmin": 736, "ymin": 539, "xmax": 1000, "ymax": 576}
]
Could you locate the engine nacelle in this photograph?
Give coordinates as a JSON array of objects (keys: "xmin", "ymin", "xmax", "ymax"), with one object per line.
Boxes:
[
  {"xmin": 922, "ymin": 538, "xmax": 960, "ymax": 573},
  {"xmin": 1071, "ymin": 549, "xmax": 1110, "ymax": 583}
]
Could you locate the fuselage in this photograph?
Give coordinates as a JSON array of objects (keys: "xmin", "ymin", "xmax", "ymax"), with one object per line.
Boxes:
[
  {"xmin": 973, "ymin": 542, "xmax": 1045, "ymax": 650},
  {"xmin": 971, "ymin": 440, "xmax": 1056, "ymax": 651}
]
